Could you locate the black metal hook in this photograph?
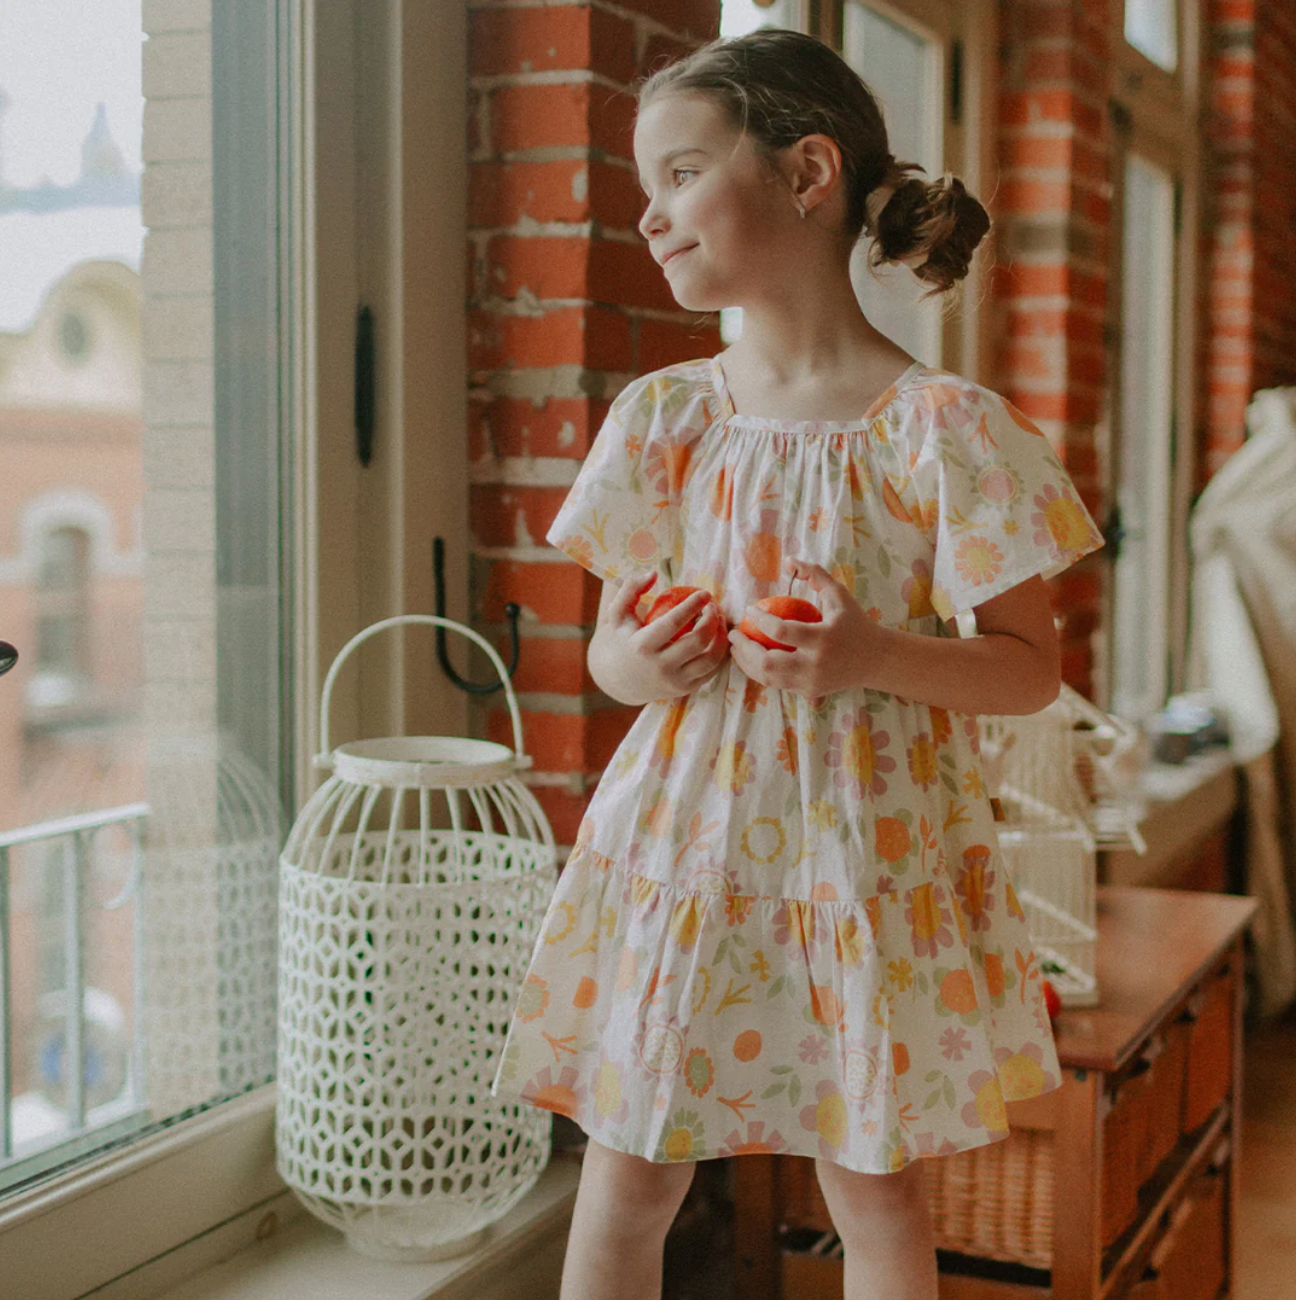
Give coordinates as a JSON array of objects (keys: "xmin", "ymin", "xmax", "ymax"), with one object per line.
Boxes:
[{"xmin": 433, "ymin": 536, "xmax": 521, "ymax": 694}]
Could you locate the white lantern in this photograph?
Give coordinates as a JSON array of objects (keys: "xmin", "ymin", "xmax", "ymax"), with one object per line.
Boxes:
[
  {"xmin": 275, "ymin": 616, "xmax": 558, "ymax": 1261},
  {"xmin": 980, "ymin": 686, "xmax": 1145, "ymax": 1008}
]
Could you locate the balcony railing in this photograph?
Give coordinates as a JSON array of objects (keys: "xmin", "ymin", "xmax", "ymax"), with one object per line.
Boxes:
[{"xmin": 0, "ymin": 803, "xmax": 149, "ymax": 1187}]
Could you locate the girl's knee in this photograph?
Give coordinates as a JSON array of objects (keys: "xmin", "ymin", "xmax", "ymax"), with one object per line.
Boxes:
[
  {"xmin": 815, "ymin": 1155, "xmax": 930, "ymax": 1218},
  {"xmin": 581, "ymin": 1139, "xmax": 697, "ymax": 1229}
]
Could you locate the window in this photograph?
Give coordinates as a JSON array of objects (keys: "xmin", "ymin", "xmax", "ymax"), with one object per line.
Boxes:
[
  {"xmin": 0, "ymin": 0, "xmax": 292, "ymax": 1202},
  {"xmin": 32, "ymin": 527, "xmax": 92, "ymax": 705},
  {"xmin": 1125, "ymin": 0, "xmax": 1178, "ymax": 72},
  {"xmin": 1105, "ymin": 1, "xmax": 1200, "ymax": 719},
  {"xmin": 1111, "ymin": 153, "xmax": 1177, "ymax": 720}
]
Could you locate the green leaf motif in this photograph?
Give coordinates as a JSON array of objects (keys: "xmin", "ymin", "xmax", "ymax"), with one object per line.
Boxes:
[
  {"xmin": 944, "ymin": 1078, "xmax": 956, "ymax": 1109},
  {"xmin": 788, "ymin": 1076, "xmax": 801, "ymax": 1107},
  {"xmin": 771, "ymin": 1065, "xmax": 794, "ymax": 1075},
  {"xmin": 925, "ymin": 1088, "xmax": 942, "ymax": 1109},
  {"xmin": 762, "ymin": 1083, "xmax": 787, "ymax": 1099}
]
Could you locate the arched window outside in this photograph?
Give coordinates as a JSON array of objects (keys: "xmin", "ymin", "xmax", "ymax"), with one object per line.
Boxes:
[{"xmin": 31, "ymin": 526, "xmax": 92, "ymax": 705}]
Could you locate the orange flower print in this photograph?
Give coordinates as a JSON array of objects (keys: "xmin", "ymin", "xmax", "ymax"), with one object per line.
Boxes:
[
  {"xmin": 955, "ymin": 845, "xmax": 996, "ymax": 933},
  {"xmin": 521, "ymin": 1064, "xmax": 584, "ymax": 1119},
  {"xmin": 800, "ymin": 1080, "xmax": 849, "ymax": 1155},
  {"xmin": 928, "ymin": 706, "xmax": 953, "ymax": 748},
  {"xmin": 808, "ymin": 983, "xmax": 846, "ymax": 1031},
  {"xmin": 1005, "ymin": 878, "xmax": 1026, "ymax": 921},
  {"xmin": 906, "ymin": 882, "xmax": 955, "ymax": 959},
  {"xmin": 740, "ymin": 816, "xmax": 787, "ymax": 866},
  {"xmin": 953, "ymin": 535, "xmax": 1005, "ymax": 588},
  {"xmin": 775, "ymin": 726, "xmax": 799, "ymax": 774},
  {"xmin": 562, "ymin": 534, "xmax": 595, "ymax": 569},
  {"xmin": 626, "ymin": 526, "xmax": 661, "ymax": 564},
  {"xmin": 875, "ymin": 814, "xmax": 913, "ymax": 864},
  {"xmin": 682, "ymin": 1047, "xmax": 715, "ymax": 1098},
  {"xmin": 984, "ymin": 951, "xmax": 1007, "ymax": 1001},
  {"xmin": 977, "ymin": 464, "xmax": 1022, "ymax": 506},
  {"xmin": 737, "ymin": 506, "xmax": 785, "ymax": 588},
  {"xmin": 725, "ymin": 892, "xmax": 754, "ymax": 927},
  {"xmin": 649, "ymin": 697, "xmax": 690, "ymax": 778},
  {"xmin": 709, "ymin": 465, "xmax": 735, "ymax": 521},
  {"xmin": 717, "ymin": 1121, "xmax": 791, "ymax": 1158},
  {"xmin": 907, "ymin": 733, "xmax": 939, "ymax": 790},
  {"xmin": 516, "ymin": 975, "xmax": 551, "ymax": 1022},
  {"xmin": 825, "ymin": 708, "xmax": 896, "ymax": 801},
  {"xmin": 1032, "ymin": 482, "xmax": 1094, "ymax": 555},
  {"xmin": 833, "ymin": 913, "xmax": 869, "ymax": 967},
  {"xmin": 641, "ymin": 794, "xmax": 673, "ymax": 840},
  {"xmin": 901, "ymin": 559, "xmax": 935, "ymax": 619},
  {"xmin": 711, "ymin": 740, "xmax": 756, "ymax": 794},
  {"xmin": 887, "ymin": 957, "xmax": 914, "ymax": 991}
]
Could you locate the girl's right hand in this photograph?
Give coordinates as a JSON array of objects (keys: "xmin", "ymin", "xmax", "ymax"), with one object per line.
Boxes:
[{"xmin": 600, "ymin": 573, "xmax": 729, "ymax": 701}]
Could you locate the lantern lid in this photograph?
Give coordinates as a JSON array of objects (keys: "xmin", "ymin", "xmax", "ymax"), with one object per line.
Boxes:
[{"xmin": 325, "ymin": 736, "xmax": 528, "ymax": 789}]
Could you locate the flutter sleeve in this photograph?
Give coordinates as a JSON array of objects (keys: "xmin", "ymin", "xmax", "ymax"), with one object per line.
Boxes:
[
  {"xmin": 912, "ymin": 385, "xmax": 1105, "ymax": 621},
  {"xmin": 544, "ymin": 373, "xmax": 685, "ymax": 585}
]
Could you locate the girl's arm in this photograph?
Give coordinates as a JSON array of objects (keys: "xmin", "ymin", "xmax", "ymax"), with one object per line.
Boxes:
[{"xmin": 729, "ymin": 560, "xmax": 1061, "ymax": 716}]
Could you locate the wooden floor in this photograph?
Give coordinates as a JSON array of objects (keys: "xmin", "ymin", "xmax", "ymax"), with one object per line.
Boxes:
[
  {"xmin": 1236, "ymin": 1004, "xmax": 1296, "ymax": 1297},
  {"xmin": 661, "ymin": 1005, "xmax": 1296, "ymax": 1299}
]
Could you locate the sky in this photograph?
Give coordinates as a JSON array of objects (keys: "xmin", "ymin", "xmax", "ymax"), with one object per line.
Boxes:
[
  {"xmin": 0, "ymin": 0, "xmax": 144, "ymax": 333},
  {"xmin": 0, "ymin": 0, "xmax": 144, "ymax": 187}
]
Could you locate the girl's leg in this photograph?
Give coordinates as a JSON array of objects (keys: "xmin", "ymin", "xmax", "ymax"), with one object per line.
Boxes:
[
  {"xmin": 559, "ymin": 1138, "xmax": 697, "ymax": 1300},
  {"xmin": 813, "ymin": 1157, "xmax": 939, "ymax": 1300}
]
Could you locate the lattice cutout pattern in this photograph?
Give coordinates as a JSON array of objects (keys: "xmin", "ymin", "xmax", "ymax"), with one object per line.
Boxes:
[{"xmin": 277, "ymin": 773, "xmax": 557, "ymax": 1259}]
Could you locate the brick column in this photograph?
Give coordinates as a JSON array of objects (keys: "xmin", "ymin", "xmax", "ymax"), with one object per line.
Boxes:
[
  {"xmin": 465, "ymin": 1, "xmax": 721, "ymax": 856},
  {"xmin": 1201, "ymin": 0, "xmax": 1296, "ymax": 482},
  {"xmin": 994, "ymin": 0, "xmax": 1111, "ymax": 698}
]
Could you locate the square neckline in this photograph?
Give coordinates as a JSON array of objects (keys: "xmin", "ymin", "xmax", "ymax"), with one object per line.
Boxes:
[{"xmin": 709, "ymin": 352, "xmax": 927, "ymax": 432}]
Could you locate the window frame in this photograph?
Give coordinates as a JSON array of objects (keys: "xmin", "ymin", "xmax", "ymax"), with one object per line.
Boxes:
[
  {"xmin": 0, "ymin": 3, "xmax": 468, "ymax": 1294},
  {"xmin": 1102, "ymin": 0, "xmax": 1202, "ymax": 715}
]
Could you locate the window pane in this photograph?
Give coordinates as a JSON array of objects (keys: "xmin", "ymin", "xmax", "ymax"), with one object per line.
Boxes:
[
  {"xmin": 1125, "ymin": 0, "xmax": 1178, "ymax": 72},
  {"xmin": 843, "ymin": 2, "xmax": 943, "ymax": 365},
  {"xmin": 1112, "ymin": 154, "xmax": 1176, "ymax": 721},
  {"xmin": 0, "ymin": 0, "xmax": 292, "ymax": 1195}
]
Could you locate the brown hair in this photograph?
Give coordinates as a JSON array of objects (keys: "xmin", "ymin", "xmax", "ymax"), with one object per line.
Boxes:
[{"xmin": 638, "ymin": 29, "xmax": 990, "ymax": 294}]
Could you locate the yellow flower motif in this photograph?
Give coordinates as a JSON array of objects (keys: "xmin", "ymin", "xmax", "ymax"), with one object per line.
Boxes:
[
  {"xmin": 887, "ymin": 958, "xmax": 914, "ymax": 991},
  {"xmin": 669, "ymin": 897, "xmax": 704, "ymax": 950},
  {"xmin": 663, "ymin": 1127, "xmax": 694, "ymax": 1160},
  {"xmin": 543, "ymin": 901, "xmax": 577, "ymax": 946},
  {"xmin": 692, "ymin": 964, "xmax": 712, "ymax": 1013},
  {"xmin": 594, "ymin": 1061, "xmax": 622, "ymax": 1117},
  {"xmin": 816, "ymin": 1092, "xmax": 849, "ymax": 1148},
  {"xmin": 713, "ymin": 741, "xmax": 755, "ymax": 794},
  {"xmin": 1004, "ymin": 518, "xmax": 1020, "ymax": 535},
  {"xmin": 963, "ymin": 767, "xmax": 986, "ymax": 798},
  {"xmin": 740, "ymin": 816, "xmax": 787, "ymax": 865},
  {"xmin": 834, "ymin": 914, "xmax": 867, "ymax": 967},
  {"xmin": 871, "ymin": 992, "xmax": 892, "ymax": 1028},
  {"xmin": 614, "ymin": 747, "xmax": 639, "ymax": 780},
  {"xmin": 807, "ymin": 798, "xmax": 838, "ymax": 830},
  {"xmin": 802, "ymin": 727, "xmax": 818, "ymax": 746}
]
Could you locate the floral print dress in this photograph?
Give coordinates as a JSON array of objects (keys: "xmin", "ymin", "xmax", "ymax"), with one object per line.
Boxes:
[{"xmin": 489, "ymin": 355, "xmax": 1105, "ymax": 1173}]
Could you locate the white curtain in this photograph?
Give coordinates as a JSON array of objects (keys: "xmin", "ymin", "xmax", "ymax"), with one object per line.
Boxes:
[{"xmin": 1188, "ymin": 387, "xmax": 1296, "ymax": 1017}]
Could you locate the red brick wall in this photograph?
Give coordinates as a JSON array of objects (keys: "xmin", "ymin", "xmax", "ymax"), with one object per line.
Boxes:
[
  {"xmin": 466, "ymin": 1, "xmax": 722, "ymax": 850},
  {"xmin": 1201, "ymin": 0, "xmax": 1296, "ymax": 481},
  {"xmin": 993, "ymin": 0, "xmax": 1111, "ymax": 698}
]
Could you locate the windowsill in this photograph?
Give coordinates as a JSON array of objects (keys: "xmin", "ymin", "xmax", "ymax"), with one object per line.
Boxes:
[
  {"xmin": 151, "ymin": 1156, "xmax": 581, "ymax": 1300},
  {"xmin": 1099, "ymin": 745, "xmax": 1240, "ymax": 888}
]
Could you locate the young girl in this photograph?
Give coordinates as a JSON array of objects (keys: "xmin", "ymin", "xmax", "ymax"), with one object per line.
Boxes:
[{"xmin": 490, "ymin": 29, "xmax": 1103, "ymax": 1300}]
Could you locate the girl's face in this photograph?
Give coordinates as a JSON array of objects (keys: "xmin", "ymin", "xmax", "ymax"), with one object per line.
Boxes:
[{"xmin": 633, "ymin": 92, "xmax": 797, "ymax": 313}]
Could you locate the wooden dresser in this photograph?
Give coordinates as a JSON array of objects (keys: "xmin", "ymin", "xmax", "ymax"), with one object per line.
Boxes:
[{"xmin": 731, "ymin": 887, "xmax": 1257, "ymax": 1300}]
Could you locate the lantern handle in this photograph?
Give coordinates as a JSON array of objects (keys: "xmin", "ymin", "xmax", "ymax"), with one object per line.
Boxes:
[{"xmin": 316, "ymin": 615, "xmax": 529, "ymax": 767}]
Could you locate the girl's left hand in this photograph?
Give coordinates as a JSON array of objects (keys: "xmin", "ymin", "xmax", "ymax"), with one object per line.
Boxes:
[{"xmin": 727, "ymin": 558, "xmax": 882, "ymax": 698}]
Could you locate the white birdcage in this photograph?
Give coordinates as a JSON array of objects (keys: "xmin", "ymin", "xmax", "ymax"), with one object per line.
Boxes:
[
  {"xmin": 275, "ymin": 616, "xmax": 558, "ymax": 1262},
  {"xmin": 980, "ymin": 685, "xmax": 1146, "ymax": 1007}
]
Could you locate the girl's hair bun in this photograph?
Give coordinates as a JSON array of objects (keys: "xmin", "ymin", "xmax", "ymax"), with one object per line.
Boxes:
[{"xmin": 870, "ymin": 160, "xmax": 991, "ymax": 294}]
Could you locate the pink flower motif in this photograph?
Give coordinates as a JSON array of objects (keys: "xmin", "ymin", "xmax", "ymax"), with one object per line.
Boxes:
[
  {"xmin": 717, "ymin": 1121, "xmax": 791, "ymax": 1158},
  {"xmin": 913, "ymin": 1131, "xmax": 963, "ymax": 1159},
  {"xmin": 939, "ymin": 1027, "xmax": 971, "ymax": 1061},
  {"xmin": 799, "ymin": 1079, "xmax": 850, "ymax": 1158},
  {"xmin": 798, "ymin": 1033, "xmax": 829, "ymax": 1065},
  {"xmin": 772, "ymin": 899, "xmax": 825, "ymax": 964},
  {"xmin": 824, "ymin": 708, "xmax": 896, "ymax": 802},
  {"xmin": 874, "ymin": 873, "xmax": 896, "ymax": 896},
  {"xmin": 520, "ymin": 1065, "xmax": 587, "ymax": 1121}
]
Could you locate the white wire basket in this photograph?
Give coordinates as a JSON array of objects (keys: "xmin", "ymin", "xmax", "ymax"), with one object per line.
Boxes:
[
  {"xmin": 980, "ymin": 686, "xmax": 1146, "ymax": 1008},
  {"xmin": 275, "ymin": 616, "xmax": 558, "ymax": 1261}
]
